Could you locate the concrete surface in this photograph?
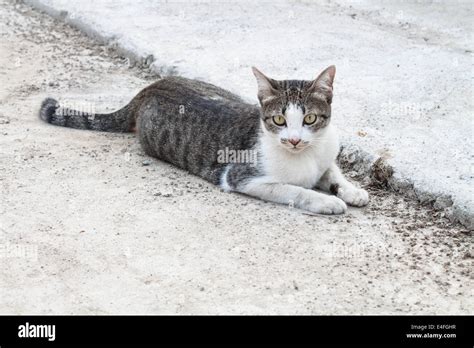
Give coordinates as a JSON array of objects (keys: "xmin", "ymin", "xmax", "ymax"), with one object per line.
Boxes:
[
  {"xmin": 0, "ymin": 0, "xmax": 472, "ymax": 314},
  {"xmin": 21, "ymin": 0, "xmax": 474, "ymax": 229}
]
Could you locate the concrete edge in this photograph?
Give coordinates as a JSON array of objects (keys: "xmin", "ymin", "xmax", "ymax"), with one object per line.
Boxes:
[
  {"xmin": 22, "ymin": 0, "xmax": 157, "ymax": 71},
  {"xmin": 338, "ymin": 142, "xmax": 473, "ymax": 230},
  {"xmin": 22, "ymin": 0, "xmax": 473, "ymax": 230}
]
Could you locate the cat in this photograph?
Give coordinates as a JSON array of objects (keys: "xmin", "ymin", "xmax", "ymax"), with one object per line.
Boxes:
[{"xmin": 39, "ymin": 65, "xmax": 368, "ymax": 214}]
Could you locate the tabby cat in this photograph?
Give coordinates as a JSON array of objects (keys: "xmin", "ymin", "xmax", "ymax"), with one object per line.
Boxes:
[{"xmin": 39, "ymin": 66, "xmax": 368, "ymax": 214}]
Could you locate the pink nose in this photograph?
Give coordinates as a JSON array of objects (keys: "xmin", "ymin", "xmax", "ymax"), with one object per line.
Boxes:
[{"xmin": 289, "ymin": 138, "xmax": 301, "ymax": 146}]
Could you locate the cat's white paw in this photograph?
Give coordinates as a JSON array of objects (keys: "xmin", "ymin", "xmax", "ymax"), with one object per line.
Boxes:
[
  {"xmin": 338, "ymin": 187, "xmax": 369, "ymax": 207},
  {"xmin": 309, "ymin": 195, "xmax": 347, "ymax": 215}
]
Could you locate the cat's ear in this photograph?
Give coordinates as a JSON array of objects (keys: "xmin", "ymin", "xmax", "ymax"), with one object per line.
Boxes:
[
  {"xmin": 310, "ymin": 65, "xmax": 336, "ymax": 104},
  {"xmin": 252, "ymin": 67, "xmax": 278, "ymax": 104}
]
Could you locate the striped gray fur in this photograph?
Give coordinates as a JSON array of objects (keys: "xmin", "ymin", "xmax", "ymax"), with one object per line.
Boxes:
[{"xmin": 40, "ymin": 77, "xmax": 262, "ymax": 185}]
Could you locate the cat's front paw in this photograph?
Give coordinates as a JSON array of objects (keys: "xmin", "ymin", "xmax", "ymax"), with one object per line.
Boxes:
[
  {"xmin": 309, "ymin": 195, "xmax": 347, "ymax": 215},
  {"xmin": 337, "ymin": 187, "xmax": 369, "ymax": 207}
]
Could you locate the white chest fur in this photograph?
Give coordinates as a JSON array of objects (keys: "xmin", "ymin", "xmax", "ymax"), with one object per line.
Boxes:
[{"xmin": 259, "ymin": 125, "xmax": 340, "ymax": 189}]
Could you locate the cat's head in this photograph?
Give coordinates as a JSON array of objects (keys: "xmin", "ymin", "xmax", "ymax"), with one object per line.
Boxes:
[{"xmin": 252, "ymin": 66, "xmax": 335, "ymax": 153}]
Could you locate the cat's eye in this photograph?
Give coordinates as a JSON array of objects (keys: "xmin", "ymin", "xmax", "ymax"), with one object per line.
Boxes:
[
  {"xmin": 272, "ymin": 115, "xmax": 286, "ymax": 126},
  {"xmin": 303, "ymin": 114, "xmax": 317, "ymax": 125}
]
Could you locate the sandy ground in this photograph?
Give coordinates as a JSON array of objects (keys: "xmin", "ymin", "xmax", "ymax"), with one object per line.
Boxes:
[{"xmin": 0, "ymin": 0, "xmax": 472, "ymax": 314}]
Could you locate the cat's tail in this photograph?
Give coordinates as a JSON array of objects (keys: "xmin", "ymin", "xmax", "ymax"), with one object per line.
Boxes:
[{"xmin": 39, "ymin": 97, "xmax": 136, "ymax": 133}]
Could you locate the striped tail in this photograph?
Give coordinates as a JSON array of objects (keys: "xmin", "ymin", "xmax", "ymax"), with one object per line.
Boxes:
[{"xmin": 39, "ymin": 97, "xmax": 135, "ymax": 133}]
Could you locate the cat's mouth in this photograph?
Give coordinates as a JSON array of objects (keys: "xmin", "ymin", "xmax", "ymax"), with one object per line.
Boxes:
[
  {"xmin": 287, "ymin": 146, "xmax": 307, "ymax": 153},
  {"xmin": 281, "ymin": 140, "xmax": 309, "ymax": 153}
]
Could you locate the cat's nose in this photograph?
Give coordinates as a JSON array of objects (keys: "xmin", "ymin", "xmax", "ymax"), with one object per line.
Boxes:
[{"xmin": 289, "ymin": 138, "xmax": 301, "ymax": 146}]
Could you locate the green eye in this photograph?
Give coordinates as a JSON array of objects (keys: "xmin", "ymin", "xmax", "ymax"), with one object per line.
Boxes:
[
  {"xmin": 303, "ymin": 114, "xmax": 317, "ymax": 125},
  {"xmin": 272, "ymin": 115, "xmax": 286, "ymax": 126}
]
